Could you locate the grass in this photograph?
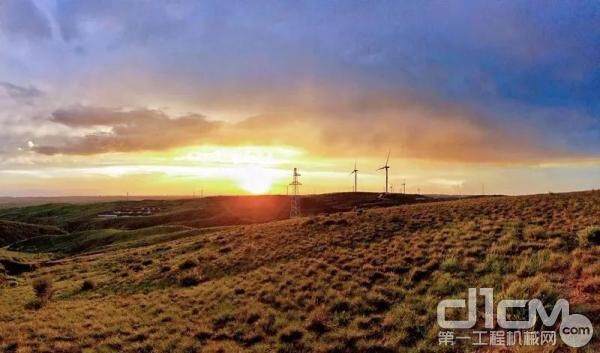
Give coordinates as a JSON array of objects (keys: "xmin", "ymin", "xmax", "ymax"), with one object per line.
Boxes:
[
  {"xmin": 0, "ymin": 191, "xmax": 598, "ymax": 352},
  {"xmin": 8, "ymin": 225, "xmax": 207, "ymax": 254},
  {"xmin": 578, "ymin": 225, "xmax": 600, "ymax": 246},
  {"xmin": 0, "ymin": 193, "xmax": 447, "ymax": 233},
  {"xmin": 0, "ymin": 220, "xmax": 65, "ymax": 246}
]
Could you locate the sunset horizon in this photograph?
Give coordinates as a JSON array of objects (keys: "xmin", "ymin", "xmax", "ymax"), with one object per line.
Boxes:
[
  {"xmin": 0, "ymin": 2, "xmax": 599, "ymax": 352},
  {"xmin": 1, "ymin": 1, "xmax": 599, "ymax": 197}
]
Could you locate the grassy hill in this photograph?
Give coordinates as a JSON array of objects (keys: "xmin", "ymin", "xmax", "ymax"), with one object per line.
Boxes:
[
  {"xmin": 0, "ymin": 193, "xmax": 440, "ymax": 233},
  {"xmin": 0, "ymin": 191, "xmax": 598, "ymax": 352},
  {"xmin": 0, "ymin": 220, "xmax": 65, "ymax": 247},
  {"xmin": 8, "ymin": 225, "xmax": 217, "ymax": 254}
]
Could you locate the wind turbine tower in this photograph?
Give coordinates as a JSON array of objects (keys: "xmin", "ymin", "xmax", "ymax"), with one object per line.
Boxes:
[
  {"xmin": 289, "ymin": 168, "xmax": 302, "ymax": 217},
  {"xmin": 377, "ymin": 151, "xmax": 391, "ymax": 194},
  {"xmin": 350, "ymin": 161, "xmax": 359, "ymax": 192}
]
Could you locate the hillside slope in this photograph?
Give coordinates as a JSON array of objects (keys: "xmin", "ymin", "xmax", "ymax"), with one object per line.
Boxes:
[
  {"xmin": 0, "ymin": 191, "xmax": 598, "ymax": 353},
  {"xmin": 9, "ymin": 225, "xmax": 217, "ymax": 254},
  {"xmin": 0, "ymin": 220, "xmax": 65, "ymax": 247},
  {"xmin": 0, "ymin": 193, "xmax": 439, "ymax": 232}
]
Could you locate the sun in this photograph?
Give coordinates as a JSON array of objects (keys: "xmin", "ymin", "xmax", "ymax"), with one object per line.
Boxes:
[{"xmin": 236, "ymin": 166, "xmax": 276, "ymax": 194}]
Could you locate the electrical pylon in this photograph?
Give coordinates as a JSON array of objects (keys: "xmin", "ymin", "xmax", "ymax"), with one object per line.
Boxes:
[{"xmin": 289, "ymin": 168, "xmax": 302, "ymax": 217}]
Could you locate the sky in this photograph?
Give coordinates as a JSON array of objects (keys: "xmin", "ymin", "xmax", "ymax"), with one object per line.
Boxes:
[{"xmin": 0, "ymin": 0, "xmax": 599, "ymax": 196}]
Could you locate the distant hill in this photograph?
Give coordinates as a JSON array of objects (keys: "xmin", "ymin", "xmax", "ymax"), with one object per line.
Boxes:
[
  {"xmin": 0, "ymin": 220, "xmax": 65, "ymax": 247},
  {"xmin": 0, "ymin": 193, "xmax": 447, "ymax": 233},
  {"xmin": 0, "ymin": 195, "xmax": 196, "ymax": 209}
]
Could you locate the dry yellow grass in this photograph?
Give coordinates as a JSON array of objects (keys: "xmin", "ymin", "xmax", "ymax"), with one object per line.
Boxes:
[{"xmin": 0, "ymin": 191, "xmax": 598, "ymax": 353}]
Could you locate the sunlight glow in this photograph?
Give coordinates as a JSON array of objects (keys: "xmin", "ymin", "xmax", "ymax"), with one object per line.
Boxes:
[
  {"xmin": 175, "ymin": 145, "xmax": 302, "ymax": 165},
  {"xmin": 235, "ymin": 166, "xmax": 278, "ymax": 194}
]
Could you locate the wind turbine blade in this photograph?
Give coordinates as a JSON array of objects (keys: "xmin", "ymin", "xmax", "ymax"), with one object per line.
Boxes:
[
  {"xmin": 385, "ymin": 150, "xmax": 390, "ymax": 166},
  {"xmin": 377, "ymin": 166, "xmax": 385, "ymax": 171}
]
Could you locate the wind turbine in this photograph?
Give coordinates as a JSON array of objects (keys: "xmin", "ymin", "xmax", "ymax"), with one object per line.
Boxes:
[
  {"xmin": 377, "ymin": 151, "xmax": 390, "ymax": 193},
  {"xmin": 350, "ymin": 161, "xmax": 359, "ymax": 192}
]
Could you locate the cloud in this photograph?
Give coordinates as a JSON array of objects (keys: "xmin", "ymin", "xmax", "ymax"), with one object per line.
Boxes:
[
  {"xmin": 0, "ymin": 0, "xmax": 51, "ymax": 40},
  {"xmin": 33, "ymin": 107, "xmax": 220, "ymax": 155},
  {"xmin": 32, "ymin": 103, "xmax": 581, "ymax": 163},
  {"xmin": 0, "ymin": 82, "xmax": 43, "ymax": 100},
  {"xmin": 54, "ymin": 0, "xmax": 199, "ymax": 43},
  {"xmin": 3, "ymin": 2, "xmax": 598, "ymax": 164},
  {"xmin": 224, "ymin": 107, "xmax": 570, "ymax": 163}
]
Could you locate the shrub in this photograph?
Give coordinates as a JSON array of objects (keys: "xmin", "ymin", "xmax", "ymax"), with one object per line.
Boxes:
[
  {"xmin": 430, "ymin": 273, "xmax": 467, "ymax": 296},
  {"xmin": 32, "ymin": 277, "xmax": 53, "ymax": 301},
  {"xmin": 479, "ymin": 254, "xmax": 511, "ymax": 275},
  {"xmin": 259, "ymin": 314, "xmax": 277, "ymax": 335},
  {"xmin": 194, "ymin": 325, "xmax": 213, "ymax": 342},
  {"xmin": 178, "ymin": 258, "xmax": 198, "ymax": 270},
  {"xmin": 179, "ymin": 274, "xmax": 201, "ymax": 287},
  {"xmin": 381, "ymin": 312, "xmax": 398, "ymax": 331},
  {"xmin": 329, "ymin": 299, "xmax": 351, "ymax": 313},
  {"xmin": 81, "ymin": 279, "xmax": 96, "ymax": 291},
  {"xmin": 581, "ymin": 277, "xmax": 600, "ymax": 294},
  {"xmin": 305, "ymin": 307, "xmax": 329, "ymax": 334},
  {"xmin": 408, "ymin": 268, "xmax": 429, "ymax": 283},
  {"xmin": 303, "ymin": 218, "xmax": 316, "ymax": 226},
  {"xmin": 243, "ymin": 311, "xmax": 260, "ymax": 324},
  {"xmin": 278, "ymin": 326, "xmax": 304, "ymax": 343},
  {"xmin": 440, "ymin": 258, "xmax": 460, "ymax": 272},
  {"xmin": 212, "ymin": 312, "xmax": 234, "ymax": 330},
  {"xmin": 578, "ymin": 226, "xmax": 600, "ymax": 246},
  {"xmin": 2, "ymin": 342, "xmax": 18, "ymax": 353},
  {"xmin": 24, "ymin": 298, "xmax": 44, "ymax": 310},
  {"xmin": 364, "ymin": 293, "xmax": 392, "ymax": 313},
  {"xmin": 523, "ymin": 225, "xmax": 547, "ymax": 240},
  {"xmin": 517, "ymin": 250, "xmax": 551, "ymax": 277},
  {"xmin": 504, "ymin": 275, "xmax": 559, "ymax": 305}
]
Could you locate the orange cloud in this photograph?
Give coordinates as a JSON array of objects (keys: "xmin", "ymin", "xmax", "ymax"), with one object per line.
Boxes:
[
  {"xmin": 33, "ymin": 103, "xmax": 578, "ymax": 163},
  {"xmin": 34, "ymin": 107, "xmax": 221, "ymax": 155}
]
